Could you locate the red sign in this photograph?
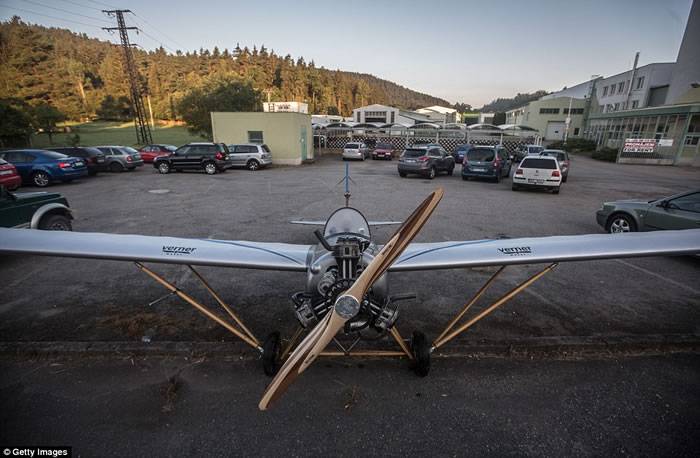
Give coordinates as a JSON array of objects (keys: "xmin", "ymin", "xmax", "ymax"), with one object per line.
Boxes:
[{"xmin": 623, "ymin": 138, "xmax": 656, "ymax": 153}]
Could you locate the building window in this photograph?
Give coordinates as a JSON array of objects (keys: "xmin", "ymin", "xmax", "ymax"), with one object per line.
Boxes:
[
  {"xmin": 631, "ymin": 100, "xmax": 639, "ymax": 109},
  {"xmin": 636, "ymin": 76, "xmax": 645, "ymax": 89},
  {"xmin": 573, "ymin": 127, "xmax": 580, "ymax": 136},
  {"xmin": 603, "ymin": 86, "xmax": 608, "ymax": 96},
  {"xmin": 618, "ymin": 81, "xmax": 624, "ymax": 92},
  {"xmin": 563, "ymin": 108, "xmax": 584, "ymax": 115},
  {"xmin": 390, "ymin": 111, "xmax": 395, "ymax": 123},
  {"xmin": 614, "ymin": 103, "xmax": 619, "ymax": 111},
  {"xmin": 248, "ymin": 131, "xmax": 263, "ymax": 143},
  {"xmin": 356, "ymin": 112, "xmax": 361, "ymax": 122},
  {"xmin": 610, "ymin": 84, "xmax": 616, "ymax": 95},
  {"xmin": 539, "ymin": 108, "xmax": 559, "ymax": 114}
]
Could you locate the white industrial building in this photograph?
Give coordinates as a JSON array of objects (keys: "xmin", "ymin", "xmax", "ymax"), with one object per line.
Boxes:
[
  {"xmin": 415, "ymin": 105, "xmax": 462, "ymax": 123},
  {"xmin": 263, "ymin": 101, "xmax": 309, "ymax": 113},
  {"xmin": 593, "ymin": 61, "xmax": 675, "ymax": 113},
  {"xmin": 351, "ymin": 104, "xmax": 434, "ymax": 125}
]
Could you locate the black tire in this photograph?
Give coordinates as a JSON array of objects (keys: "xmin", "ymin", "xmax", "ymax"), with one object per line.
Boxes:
[
  {"xmin": 562, "ymin": 176, "xmax": 568, "ymax": 183},
  {"xmin": 462, "ymin": 175, "xmax": 469, "ymax": 181},
  {"xmin": 447, "ymin": 165, "xmax": 454, "ymax": 176},
  {"xmin": 428, "ymin": 167, "xmax": 436, "ymax": 180},
  {"xmin": 512, "ymin": 184, "xmax": 519, "ymax": 191},
  {"xmin": 495, "ymin": 172, "xmax": 501, "ymax": 183},
  {"xmin": 410, "ymin": 331, "xmax": 430, "ymax": 377},
  {"xmin": 203, "ymin": 161, "xmax": 217, "ymax": 175},
  {"xmin": 246, "ymin": 160, "xmax": 260, "ymax": 171},
  {"xmin": 157, "ymin": 162, "xmax": 171, "ymax": 174},
  {"xmin": 109, "ymin": 162, "xmax": 124, "ymax": 173},
  {"xmin": 606, "ymin": 213, "xmax": 637, "ymax": 233},
  {"xmin": 262, "ymin": 331, "xmax": 281, "ymax": 376},
  {"xmin": 399, "ymin": 171, "xmax": 407, "ymax": 177},
  {"xmin": 552, "ymin": 187, "xmax": 560, "ymax": 194},
  {"xmin": 38, "ymin": 213, "xmax": 72, "ymax": 231},
  {"xmin": 32, "ymin": 171, "xmax": 50, "ymax": 187}
]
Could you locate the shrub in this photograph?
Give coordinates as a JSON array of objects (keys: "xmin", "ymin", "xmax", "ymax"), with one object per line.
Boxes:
[
  {"xmin": 548, "ymin": 138, "xmax": 597, "ymax": 153},
  {"xmin": 592, "ymin": 147, "xmax": 618, "ymax": 162}
]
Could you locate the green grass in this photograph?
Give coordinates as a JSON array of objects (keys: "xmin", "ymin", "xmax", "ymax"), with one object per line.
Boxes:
[{"xmin": 31, "ymin": 121, "xmax": 205, "ymax": 148}]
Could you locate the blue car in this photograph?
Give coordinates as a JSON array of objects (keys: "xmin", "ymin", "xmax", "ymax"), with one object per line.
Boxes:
[
  {"xmin": 461, "ymin": 145, "xmax": 513, "ymax": 183},
  {"xmin": 0, "ymin": 149, "xmax": 88, "ymax": 188},
  {"xmin": 452, "ymin": 144, "xmax": 474, "ymax": 164}
]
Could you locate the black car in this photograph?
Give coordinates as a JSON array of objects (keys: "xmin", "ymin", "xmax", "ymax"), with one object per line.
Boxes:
[
  {"xmin": 154, "ymin": 143, "xmax": 231, "ymax": 175},
  {"xmin": 397, "ymin": 144, "xmax": 455, "ymax": 179},
  {"xmin": 48, "ymin": 146, "xmax": 106, "ymax": 175}
]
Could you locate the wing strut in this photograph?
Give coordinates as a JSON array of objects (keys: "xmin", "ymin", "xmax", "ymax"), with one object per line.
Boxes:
[
  {"xmin": 135, "ymin": 262, "xmax": 262, "ymax": 351},
  {"xmin": 432, "ymin": 263, "xmax": 558, "ymax": 351}
]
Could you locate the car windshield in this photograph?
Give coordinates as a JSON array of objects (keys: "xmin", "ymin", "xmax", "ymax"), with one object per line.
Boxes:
[
  {"xmin": 122, "ymin": 146, "xmax": 139, "ymax": 154},
  {"xmin": 403, "ymin": 149, "xmax": 427, "ymax": 158},
  {"xmin": 456, "ymin": 145, "xmax": 470, "ymax": 152},
  {"xmin": 164, "ymin": 145, "xmax": 177, "ymax": 151},
  {"xmin": 376, "ymin": 143, "xmax": 392, "ymax": 149},
  {"xmin": 84, "ymin": 147, "xmax": 103, "ymax": 155},
  {"xmin": 528, "ymin": 146, "xmax": 544, "ymax": 154},
  {"xmin": 42, "ymin": 151, "xmax": 68, "ymax": 159},
  {"xmin": 345, "ymin": 143, "xmax": 360, "ymax": 149},
  {"xmin": 521, "ymin": 158, "xmax": 557, "ymax": 169},
  {"xmin": 467, "ymin": 148, "xmax": 495, "ymax": 162}
]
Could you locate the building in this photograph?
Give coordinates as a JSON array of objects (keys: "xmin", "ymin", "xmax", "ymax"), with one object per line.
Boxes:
[
  {"xmin": 585, "ymin": 0, "xmax": 700, "ymax": 166},
  {"xmin": 415, "ymin": 105, "xmax": 461, "ymax": 123},
  {"xmin": 263, "ymin": 101, "xmax": 309, "ymax": 113},
  {"xmin": 211, "ymin": 112, "xmax": 313, "ymax": 165},
  {"xmin": 478, "ymin": 112, "xmax": 495, "ymax": 124},
  {"xmin": 311, "ymin": 114, "xmax": 344, "ymax": 125},
  {"xmin": 351, "ymin": 104, "xmax": 433, "ymax": 125},
  {"xmin": 515, "ymin": 97, "xmax": 588, "ymax": 141}
]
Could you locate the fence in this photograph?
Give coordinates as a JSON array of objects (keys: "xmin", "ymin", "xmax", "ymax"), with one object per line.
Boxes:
[{"xmin": 313, "ymin": 127, "xmax": 540, "ymax": 154}]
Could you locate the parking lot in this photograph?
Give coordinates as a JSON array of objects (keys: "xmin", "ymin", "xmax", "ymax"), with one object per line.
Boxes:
[{"xmin": 1, "ymin": 153, "xmax": 699, "ymax": 455}]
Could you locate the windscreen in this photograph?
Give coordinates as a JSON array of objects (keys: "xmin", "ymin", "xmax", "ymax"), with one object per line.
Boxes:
[
  {"xmin": 467, "ymin": 148, "xmax": 495, "ymax": 162},
  {"xmin": 345, "ymin": 143, "xmax": 359, "ymax": 149},
  {"xmin": 42, "ymin": 151, "xmax": 68, "ymax": 159},
  {"xmin": 165, "ymin": 145, "xmax": 177, "ymax": 151},
  {"xmin": 122, "ymin": 146, "xmax": 139, "ymax": 154},
  {"xmin": 403, "ymin": 149, "xmax": 426, "ymax": 158},
  {"xmin": 521, "ymin": 158, "xmax": 557, "ymax": 169},
  {"xmin": 376, "ymin": 143, "xmax": 392, "ymax": 150}
]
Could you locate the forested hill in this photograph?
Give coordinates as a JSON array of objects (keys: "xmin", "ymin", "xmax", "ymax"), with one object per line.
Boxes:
[
  {"xmin": 0, "ymin": 17, "xmax": 451, "ymax": 121},
  {"xmin": 480, "ymin": 91, "xmax": 549, "ymax": 113}
]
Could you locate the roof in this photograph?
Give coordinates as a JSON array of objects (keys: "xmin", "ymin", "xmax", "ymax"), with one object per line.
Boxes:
[
  {"xmin": 499, "ymin": 124, "xmax": 538, "ymax": 131},
  {"xmin": 467, "ymin": 123, "xmax": 499, "ymax": 130},
  {"xmin": 409, "ymin": 122, "xmax": 441, "ymax": 129},
  {"xmin": 416, "ymin": 105, "xmax": 458, "ymax": 114}
]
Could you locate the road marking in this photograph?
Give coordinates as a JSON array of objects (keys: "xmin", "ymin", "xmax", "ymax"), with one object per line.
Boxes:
[{"xmin": 614, "ymin": 259, "xmax": 700, "ymax": 295}]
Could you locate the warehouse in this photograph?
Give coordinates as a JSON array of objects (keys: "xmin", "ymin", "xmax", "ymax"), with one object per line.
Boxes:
[{"xmin": 211, "ymin": 112, "xmax": 313, "ymax": 165}]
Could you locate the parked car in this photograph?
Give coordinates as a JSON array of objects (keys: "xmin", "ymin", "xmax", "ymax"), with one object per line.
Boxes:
[
  {"xmin": 95, "ymin": 146, "xmax": 144, "ymax": 172},
  {"xmin": 0, "ymin": 149, "xmax": 88, "ymax": 187},
  {"xmin": 452, "ymin": 144, "xmax": 474, "ymax": 164},
  {"xmin": 139, "ymin": 144, "xmax": 177, "ymax": 163},
  {"xmin": 461, "ymin": 145, "xmax": 512, "ymax": 182},
  {"xmin": 397, "ymin": 144, "xmax": 455, "ymax": 179},
  {"xmin": 514, "ymin": 144, "xmax": 544, "ymax": 162},
  {"xmin": 511, "ymin": 156, "xmax": 562, "ymax": 194},
  {"xmin": 0, "ymin": 185, "xmax": 73, "ymax": 230},
  {"xmin": 342, "ymin": 142, "xmax": 370, "ymax": 160},
  {"xmin": 226, "ymin": 143, "xmax": 273, "ymax": 170},
  {"xmin": 540, "ymin": 149, "xmax": 571, "ymax": 182},
  {"xmin": 596, "ymin": 190, "xmax": 700, "ymax": 233},
  {"xmin": 0, "ymin": 159, "xmax": 22, "ymax": 190},
  {"xmin": 372, "ymin": 142, "xmax": 395, "ymax": 160},
  {"xmin": 48, "ymin": 146, "xmax": 106, "ymax": 176},
  {"xmin": 154, "ymin": 142, "xmax": 231, "ymax": 175}
]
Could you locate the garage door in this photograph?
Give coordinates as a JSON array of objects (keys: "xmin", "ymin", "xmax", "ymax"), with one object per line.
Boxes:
[{"xmin": 546, "ymin": 122, "xmax": 566, "ymax": 141}]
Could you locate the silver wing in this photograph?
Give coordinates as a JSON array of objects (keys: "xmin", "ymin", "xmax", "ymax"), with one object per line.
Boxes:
[
  {"xmin": 290, "ymin": 220, "xmax": 402, "ymax": 226},
  {"xmin": 0, "ymin": 228, "xmax": 312, "ymax": 271},
  {"xmin": 390, "ymin": 229, "xmax": 700, "ymax": 271}
]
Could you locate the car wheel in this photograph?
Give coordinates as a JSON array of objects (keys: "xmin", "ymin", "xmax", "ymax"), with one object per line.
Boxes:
[
  {"xmin": 495, "ymin": 172, "xmax": 501, "ymax": 183},
  {"xmin": 39, "ymin": 213, "xmax": 72, "ymax": 231},
  {"xmin": 512, "ymin": 184, "xmax": 519, "ymax": 191},
  {"xmin": 203, "ymin": 162, "xmax": 217, "ymax": 175},
  {"xmin": 246, "ymin": 160, "xmax": 260, "ymax": 171},
  {"xmin": 158, "ymin": 162, "xmax": 170, "ymax": 174},
  {"xmin": 399, "ymin": 171, "xmax": 407, "ymax": 177},
  {"xmin": 552, "ymin": 187, "xmax": 560, "ymax": 194},
  {"xmin": 447, "ymin": 165, "xmax": 454, "ymax": 176},
  {"xmin": 562, "ymin": 176, "xmax": 568, "ymax": 183},
  {"xmin": 109, "ymin": 162, "xmax": 124, "ymax": 173},
  {"xmin": 462, "ymin": 175, "xmax": 468, "ymax": 181},
  {"xmin": 428, "ymin": 167, "xmax": 436, "ymax": 180},
  {"xmin": 32, "ymin": 171, "xmax": 50, "ymax": 187},
  {"xmin": 606, "ymin": 213, "xmax": 636, "ymax": 233}
]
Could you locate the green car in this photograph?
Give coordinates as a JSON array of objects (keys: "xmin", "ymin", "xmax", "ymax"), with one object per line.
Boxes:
[
  {"xmin": 596, "ymin": 190, "xmax": 700, "ymax": 233},
  {"xmin": 0, "ymin": 186, "xmax": 73, "ymax": 230}
]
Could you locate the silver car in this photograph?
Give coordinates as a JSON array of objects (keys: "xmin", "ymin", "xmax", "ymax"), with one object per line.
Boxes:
[
  {"xmin": 96, "ymin": 145, "xmax": 144, "ymax": 172},
  {"xmin": 596, "ymin": 190, "xmax": 700, "ymax": 233},
  {"xmin": 343, "ymin": 142, "xmax": 370, "ymax": 160},
  {"xmin": 226, "ymin": 144, "xmax": 273, "ymax": 170}
]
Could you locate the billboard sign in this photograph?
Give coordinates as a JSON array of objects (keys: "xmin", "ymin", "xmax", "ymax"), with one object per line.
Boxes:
[{"xmin": 623, "ymin": 138, "xmax": 656, "ymax": 153}]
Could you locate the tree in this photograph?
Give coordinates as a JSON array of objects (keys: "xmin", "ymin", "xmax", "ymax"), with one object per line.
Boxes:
[
  {"xmin": 0, "ymin": 98, "xmax": 33, "ymax": 147},
  {"xmin": 32, "ymin": 102, "xmax": 66, "ymax": 144},
  {"xmin": 177, "ymin": 76, "xmax": 261, "ymax": 138},
  {"xmin": 96, "ymin": 95, "xmax": 131, "ymax": 121}
]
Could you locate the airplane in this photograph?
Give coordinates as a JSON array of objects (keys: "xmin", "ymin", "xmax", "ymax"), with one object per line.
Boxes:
[{"xmin": 0, "ymin": 168, "xmax": 699, "ymax": 410}]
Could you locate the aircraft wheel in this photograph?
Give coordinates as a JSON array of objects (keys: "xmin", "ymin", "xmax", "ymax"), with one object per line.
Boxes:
[
  {"xmin": 410, "ymin": 331, "xmax": 430, "ymax": 377},
  {"xmin": 262, "ymin": 331, "xmax": 281, "ymax": 376}
]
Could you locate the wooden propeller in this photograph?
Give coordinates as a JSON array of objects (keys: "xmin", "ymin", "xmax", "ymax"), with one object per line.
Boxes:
[{"xmin": 259, "ymin": 188, "xmax": 444, "ymax": 410}]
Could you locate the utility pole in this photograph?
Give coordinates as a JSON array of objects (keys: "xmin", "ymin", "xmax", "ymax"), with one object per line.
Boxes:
[{"xmin": 102, "ymin": 10, "xmax": 152, "ymax": 145}]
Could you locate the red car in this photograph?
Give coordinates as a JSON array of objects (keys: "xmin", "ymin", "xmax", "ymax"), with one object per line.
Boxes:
[
  {"xmin": 138, "ymin": 144, "xmax": 177, "ymax": 163},
  {"xmin": 372, "ymin": 142, "xmax": 395, "ymax": 160},
  {"xmin": 0, "ymin": 158, "xmax": 21, "ymax": 190}
]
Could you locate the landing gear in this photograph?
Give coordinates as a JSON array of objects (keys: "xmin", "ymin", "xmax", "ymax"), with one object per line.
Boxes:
[
  {"xmin": 410, "ymin": 331, "xmax": 430, "ymax": 377},
  {"xmin": 262, "ymin": 331, "xmax": 281, "ymax": 376}
]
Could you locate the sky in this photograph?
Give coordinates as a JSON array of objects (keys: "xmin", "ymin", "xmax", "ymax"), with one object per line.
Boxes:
[{"xmin": 0, "ymin": 0, "xmax": 694, "ymax": 107}]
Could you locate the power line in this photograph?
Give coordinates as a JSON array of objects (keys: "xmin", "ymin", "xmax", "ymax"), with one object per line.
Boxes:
[
  {"xmin": 55, "ymin": 0, "xmax": 105, "ymax": 13},
  {"xmin": 20, "ymin": 0, "xmax": 112, "ymax": 24},
  {"xmin": 85, "ymin": 0, "xmax": 118, "ymax": 9},
  {"xmin": 127, "ymin": 17, "xmax": 177, "ymax": 54},
  {"xmin": 3, "ymin": 6, "xmax": 104, "ymax": 29},
  {"xmin": 131, "ymin": 12, "xmax": 187, "ymax": 51}
]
